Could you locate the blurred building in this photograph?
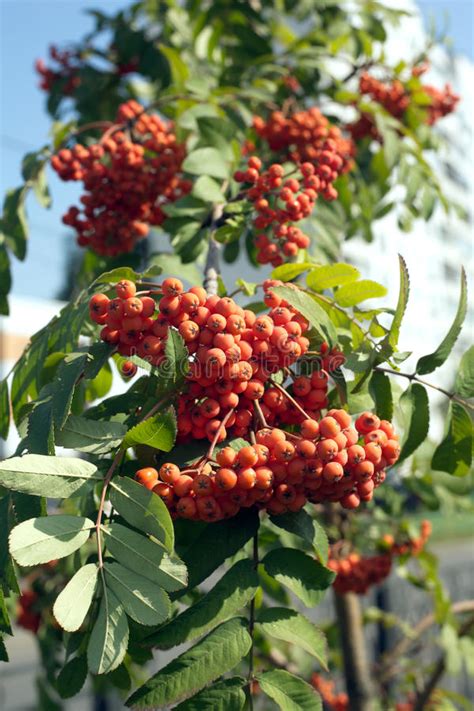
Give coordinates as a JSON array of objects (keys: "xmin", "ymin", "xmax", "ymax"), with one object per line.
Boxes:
[
  {"xmin": 0, "ymin": 297, "xmax": 65, "ymax": 457},
  {"xmin": 344, "ymin": 6, "xmax": 473, "ymax": 405}
]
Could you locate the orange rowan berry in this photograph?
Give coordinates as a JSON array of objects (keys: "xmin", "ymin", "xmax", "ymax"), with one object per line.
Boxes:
[
  {"xmin": 237, "ymin": 468, "xmax": 257, "ymax": 490},
  {"xmin": 135, "ymin": 467, "xmax": 158, "ymax": 489},
  {"xmin": 215, "ymin": 468, "xmax": 238, "ymax": 491},
  {"xmin": 159, "ymin": 463, "xmax": 180, "ymax": 485},
  {"xmin": 116, "ymin": 280, "xmax": 136, "ymax": 299}
]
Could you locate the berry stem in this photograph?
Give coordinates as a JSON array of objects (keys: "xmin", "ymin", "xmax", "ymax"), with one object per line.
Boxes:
[
  {"xmin": 269, "ymin": 378, "xmax": 312, "ymax": 420},
  {"xmin": 206, "ymin": 407, "xmax": 236, "ymax": 461},
  {"xmin": 58, "ymin": 120, "xmax": 113, "ymax": 149},
  {"xmin": 374, "ymin": 367, "xmax": 473, "ymax": 411},
  {"xmin": 253, "ymin": 399, "xmax": 269, "ymax": 428}
]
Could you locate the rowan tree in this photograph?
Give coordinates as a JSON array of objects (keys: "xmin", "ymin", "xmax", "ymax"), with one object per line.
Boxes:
[{"xmin": 0, "ymin": 2, "xmax": 472, "ymax": 710}]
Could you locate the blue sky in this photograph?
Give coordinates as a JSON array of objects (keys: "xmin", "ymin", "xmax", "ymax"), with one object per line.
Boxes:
[{"xmin": 0, "ymin": 0, "xmax": 472, "ymax": 300}]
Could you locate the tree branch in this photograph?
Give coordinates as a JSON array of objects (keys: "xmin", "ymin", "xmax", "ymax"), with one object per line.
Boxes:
[
  {"xmin": 203, "ymin": 185, "xmax": 228, "ymax": 296},
  {"xmin": 374, "ymin": 367, "xmax": 474, "ymax": 411},
  {"xmin": 334, "ymin": 592, "xmax": 376, "ymax": 711},
  {"xmin": 379, "ymin": 600, "xmax": 474, "ymax": 682},
  {"xmin": 413, "ymin": 613, "xmax": 474, "ymax": 711}
]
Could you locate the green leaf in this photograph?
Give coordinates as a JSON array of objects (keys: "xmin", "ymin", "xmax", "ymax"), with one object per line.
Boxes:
[
  {"xmin": 183, "ymin": 148, "xmax": 230, "ymax": 179},
  {"xmin": 93, "ymin": 267, "xmax": 140, "ymax": 286},
  {"xmin": 0, "ymin": 589, "xmax": 12, "ymax": 635},
  {"xmin": 126, "ymin": 618, "xmax": 252, "ymax": 708},
  {"xmin": 455, "ymin": 346, "xmax": 474, "ymax": 398},
  {"xmin": 109, "ymin": 477, "xmax": 174, "ymax": 552},
  {"xmin": 158, "ymin": 551, "xmax": 188, "ymax": 590},
  {"xmin": 158, "ymin": 330, "xmax": 189, "ymax": 392},
  {"xmin": 53, "ymin": 564, "xmax": 98, "ymax": 632},
  {"xmin": 159, "ymin": 44, "xmax": 189, "ymax": 85},
  {"xmin": 270, "ymin": 510, "xmax": 328, "ymax": 564},
  {"xmin": 56, "ymin": 415, "xmax": 127, "ymax": 454},
  {"xmin": 56, "ymin": 655, "xmax": 88, "ymax": 699},
  {"xmin": 271, "ymin": 263, "xmax": 315, "ymax": 282},
  {"xmin": 1, "ymin": 187, "xmax": 28, "ymax": 260},
  {"xmin": 105, "ymin": 562, "xmax": 170, "ymax": 626},
  {"xmin": 416, "ymin": 268, "xmax": 467, "ymax": 375},
  {"xmin": 0, "ymin": 454, "xmax": 101, "ymax": 498},
  {"xmin": 163, "ymin": 196, "xmax": 208, "ymax": 220},
  {"xmin": 12, "ymin": 491, "xmax": 45, "ymax": 523},
  {"xmin": 369, "ymin": 371, "xmax": 393, "ymax": 421},
  {"xmin": 102, "ymin": 522, "xmax": 186, "ymax": 591},
  {"xmin": 87, "ymin": 588, "xmax": 129, "ymax": 675},
  {"xmin": 192, "ymin": 175, "xmax": 226, "ymax": 203},
  {"xmin": 0, "ymin": 379, "xmax": 9, "ymax": 440},
  {"xmin": 272, "ymin": 286, "xmax": 337, "ymax": 345},
  {"xmin": 335, "ymin": 280, "xmax": 387, "ymax": 307},
  {"xmin": 432, "ymin": 403, "xmax": 473, "ymax": 477},
  {"xmin": 0, "ymin": 636, "xmax": 8, "ymax": 662},
  {"xmin": 235, "ymin": 278, "xmax": 257, "ymax": 296},
  {"xmin": 257, "ymin": 670, "xmax": 322, "ymax": 711},
  {"xmin": 51, "ymin": 352, "xmax": 88, "ymax": 429},
  {"xmin": 123, "ymin": 408, "xmax": 176, "ymax": 452},
  {"xmin": 257, "ymin": 608, "xmax": 327, "ymax": 669},
  {"xmin": 0, "ymin": 240, "xmax": 11, "ymax": 316},
  {"xmin": 307, "ymin": 263, "xmax": 360, "ymax": 291},
  {"xmin": 399, "ymin": 384, "xmax": 430, "ymax": 462},
  {"xmin": 9, "ymin": 515, "xmax": 94, "ymax": 566},
  {"xmin": 387, "ymin": 255, "xmax": 410, "ymax": 349},
  {"xmin": 147, "ymin": 558, "xmax": 258, "ymax": 649},
  {"xmin": 262, "ymin": 548, "xmax": 335, "ymax": 607},
  {"xmin": 22, "ymin": 384, "xmax": 55, "ymax": 454},
  {"xmin": 174, "ymin": 678, "xmax": 246, "ymax": 711},
  {"xmin": 179, "ymin": 508, "xmax": 260, "ymax": 591}
]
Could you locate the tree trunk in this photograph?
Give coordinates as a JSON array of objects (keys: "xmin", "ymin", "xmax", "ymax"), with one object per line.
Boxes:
[{"xmin": 334, "ymin": 591, "xmax": 375, "ymax": 711}]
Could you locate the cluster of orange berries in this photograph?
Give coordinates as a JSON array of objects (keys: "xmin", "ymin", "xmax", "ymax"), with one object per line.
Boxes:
[
  {"xmin": 90, "ymin": 278, "xmax": 311, "ymax": 441},
  {"xmin": 311, "ymin": 674, "xmax": 348, "ymax": 711},
  {"xmin": 35, "ymin": 45, "xmax": 81, "ymax": 95},
  {"xmin": 328, "ymin": 520, "xmax": 432, "ymax": 595},
  {"xmin": 51, "ymin": 100, "xmax": 190, "ymax": 255},
  {"xmin": 253, "ymin": 108, "xmax": 354, "ymax": 181},
  {"xmin": 234, "ymin": 158, "xmax": 314, "ymax": 266},
  {"xmin": 135, "ymin": 408, "xmax": 400, "ymax": 522},
  {"xmin": 422, "ymin": 84, "xmax": 460, "ymax": 125},
  {"xmin": 311, "ymin": 675, "xmax": 429, "ymax": 711},
  {"xmin": 350, "ymin": 71, "xmax": 459, "ymax": 140},
  {"xmin": 386, "ymin": 518, "xmax": 432, "ymax": 557},
  {"xmin": 89, "ymin": 276, "xmax": 401, "ymax": 522},
  {"xmin": 328, "ymin": 550, "xmax": 393, "ymax": 595},
  {"xmin": 234, "ymin": 108, "xmax": 354, "ymax": 266}
]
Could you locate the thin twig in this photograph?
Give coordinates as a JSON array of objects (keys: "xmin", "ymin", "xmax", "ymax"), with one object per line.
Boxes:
[
  {"xmin": 375, "ymin": 367, "xmax": 474, "ymax": 411},
  {"xmin": 379, "ymin": 600, "xmax": 474, "ymax": 682},
  {"xmin": 253, "ymin": 399, "xmax": 269, "ymax": 428},
  {"xmin": 95, "ymin": 449, "xmax": 125, "ymax": 568},
  {"xmin": 269, "ymin": 378, "xmax": 312, "ymax": 420},
  {"xmin": 203, "ymin": 181, "xmax": 229, "ymax": 296},
  {"xmin": 94, "ymin": 394, "xmax": 170, "ymax": 566},
  {"xmin": 206, "ymin": 408, "xmax": 235, "ymax": 461},
  {"xmin": 413, "ymin": 613, "xmax": 474, "ymax": 711}
]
